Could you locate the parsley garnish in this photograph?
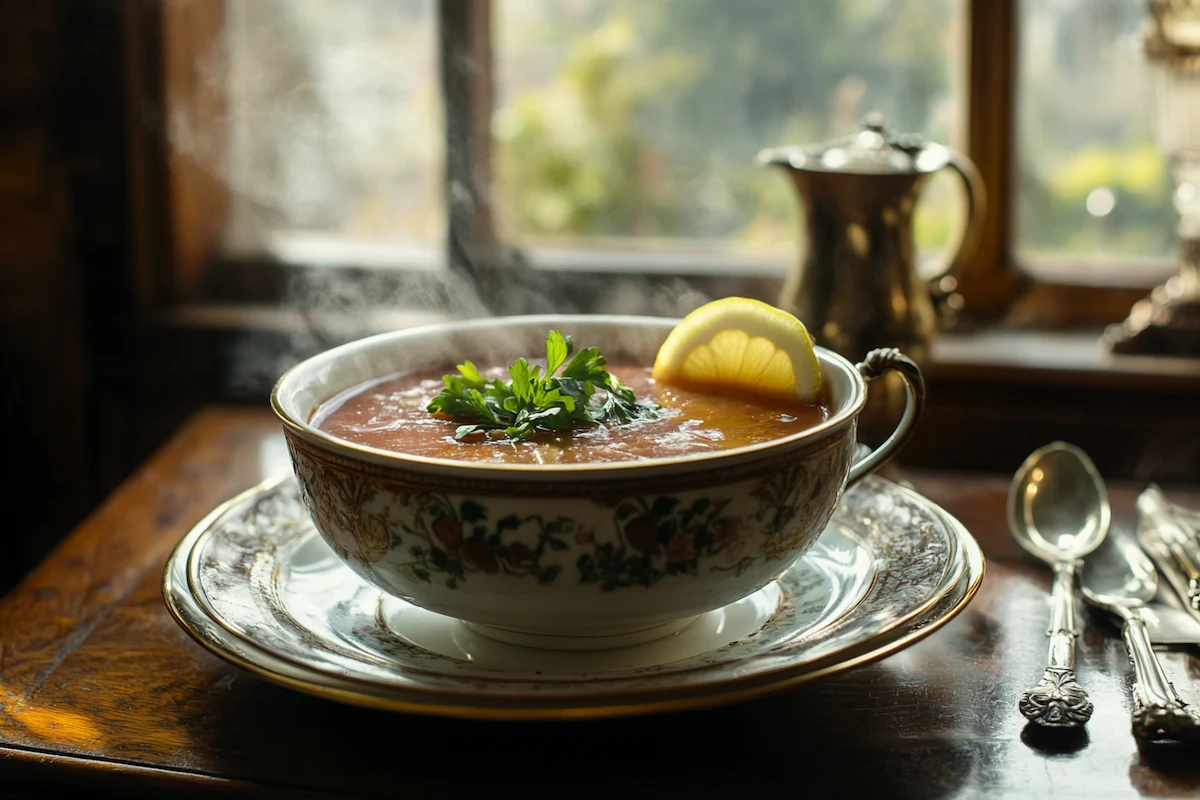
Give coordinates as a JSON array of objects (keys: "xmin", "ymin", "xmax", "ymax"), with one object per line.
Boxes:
[{"xmin": 426, "ymin": 330, "xmax": 660, "ymax": 441}]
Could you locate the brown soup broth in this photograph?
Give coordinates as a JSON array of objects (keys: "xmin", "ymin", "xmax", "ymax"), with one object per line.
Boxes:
[{"xmin": 312, "ymin": 366, "xmax": 831, "ymax": 465}]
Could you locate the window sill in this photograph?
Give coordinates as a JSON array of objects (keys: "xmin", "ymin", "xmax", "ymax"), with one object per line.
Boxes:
[
  {"xmin": 928, "ymin": 328, "xmax": 1200, "ymax": 388},
  {"xmin": 222, "ymin": 231, "xmax": 793, "ymax": 278},
  {"xmin": 228, "ymin": 231, "xmax": 1179, "ymax": 284},
  {"xmin": 208, "ymin": 232, "xmax": 1178, "ymax": 333},
  {"xmin": 911, "ymin": 329, "xmax": 1200, "ymax": 481}
]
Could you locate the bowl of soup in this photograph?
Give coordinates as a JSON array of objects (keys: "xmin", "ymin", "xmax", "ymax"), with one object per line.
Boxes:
[{"xmin": 271, "ymin": 314, "xmax": 924, "ymax": 650}]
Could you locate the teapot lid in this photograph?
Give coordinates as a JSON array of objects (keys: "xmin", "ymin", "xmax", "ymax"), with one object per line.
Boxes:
[{"xmin": 758, "ymin": 113, "xmax": 952, "ymax": 175}]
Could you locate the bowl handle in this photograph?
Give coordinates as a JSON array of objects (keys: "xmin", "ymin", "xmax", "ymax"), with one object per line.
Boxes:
[{"xmin": 846, "ymin": 348, "xmax": 927, "ymax": 487}]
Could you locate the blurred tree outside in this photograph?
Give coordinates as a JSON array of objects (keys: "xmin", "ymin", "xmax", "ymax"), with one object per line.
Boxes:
[
  {"xmin": 1017, "ymin": 0, "xmax": 1175, "ymax": 263},
  {"xmin": 493, "ymin": 0, "xmax": 962, "ymax": 257},
  {"xmin": 492, "ymin": 16, "xmax": 694, "ymax": 238},
  {"xmin": 1019, "ymin": 141, "xmax": 1173, "ymax": 258}
]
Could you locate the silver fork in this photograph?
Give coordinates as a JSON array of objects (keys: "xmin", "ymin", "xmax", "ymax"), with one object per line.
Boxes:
[
  {"xmin": 1080, "ymin": 527, "xmax": 1200, "ymax": 741},
  {"xmin": 1138, "ymin": 484, "xmax": 1200, "ymax": 613}
]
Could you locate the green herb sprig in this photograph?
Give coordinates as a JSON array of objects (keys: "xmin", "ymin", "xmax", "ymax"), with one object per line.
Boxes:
[{"xmin": 426, "ymin": 330, "xmax": 660, "ymax": 441}]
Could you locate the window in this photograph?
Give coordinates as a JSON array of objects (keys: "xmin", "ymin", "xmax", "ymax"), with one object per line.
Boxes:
[
  {"xmin": 222, "ymin": 0, "xmax": 443, "ymax": 253},
  {"xmin": 210, "ymin": 0, "xmax": 966, "ymax": 275},
  {"xmin": 142, "ymin": 0, "xmax": 1175, "ymax": 325},
  {"xmin": 1018, "ymin": 0, "xmax": 1175, "ymax": 277},
  {"xmin": 491, "ymin": 0, "xmax": 964, "ymax": 263}
]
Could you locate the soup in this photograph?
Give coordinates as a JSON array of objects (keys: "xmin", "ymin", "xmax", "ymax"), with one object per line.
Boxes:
[{"xmin": 312, "ymin": 365, "xmax": 831, "ymax": 465}]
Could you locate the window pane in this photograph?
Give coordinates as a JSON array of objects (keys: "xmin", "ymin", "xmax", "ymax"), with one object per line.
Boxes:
[
  {"xmin": 1017, "ymin": 0, "xmax": 1175, "ymax": 266},
  {"xmin": 494, "ymin": 0, "xmax": 966, "ymax": 262},
  {"xmin": 223, "ymin": 0, "xmax": 442, "ymax": 248}
]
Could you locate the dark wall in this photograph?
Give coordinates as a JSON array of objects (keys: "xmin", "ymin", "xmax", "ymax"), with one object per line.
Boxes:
[{"xmin": 0, "ymin": 1, "xmax": 147, "ymax": 594}]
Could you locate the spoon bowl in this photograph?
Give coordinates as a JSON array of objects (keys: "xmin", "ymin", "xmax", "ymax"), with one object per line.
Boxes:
[{"xmin": 1009, "ymin": 442, "xmax": 1110, "ymax": 566}]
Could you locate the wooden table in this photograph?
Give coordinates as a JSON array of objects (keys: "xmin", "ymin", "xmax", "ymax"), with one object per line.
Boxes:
[{"xmin": 2, "ymin": 408, "xmax": 1199, "ymax": 798}]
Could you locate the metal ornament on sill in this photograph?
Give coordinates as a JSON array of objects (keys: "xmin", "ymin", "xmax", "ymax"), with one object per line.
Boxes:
[
  {"xmin": 757, "ymin": 113, "xmax": 985, "ymax": 440},
  {"xmin": 1106, "ymin": 0, "xmax": 1200, "ymax": 356}
]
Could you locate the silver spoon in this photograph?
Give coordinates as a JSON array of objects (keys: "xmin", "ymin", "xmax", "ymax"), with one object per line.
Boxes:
[
  {"xmin": 1009, "ymin": 441, "xmax": 1110, "ymax": 727},
  {"xmin": 1080, "ymin": 527, "xmax": 1200, "ymax": 741}
]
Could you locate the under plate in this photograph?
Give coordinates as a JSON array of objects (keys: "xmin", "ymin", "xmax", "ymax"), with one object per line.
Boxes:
[{"xmin": 163, "ymin": 475, "xmax": 983, "ymax": 720}]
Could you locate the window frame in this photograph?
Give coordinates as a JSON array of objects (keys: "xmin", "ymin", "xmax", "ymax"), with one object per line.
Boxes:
[{"xmin": 130, "ymin": 0, "xmax": 1172, "ymax": 328}]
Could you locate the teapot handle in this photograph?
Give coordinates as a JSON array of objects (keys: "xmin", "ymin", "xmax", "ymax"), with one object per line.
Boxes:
[{"xmin": 926, "ymin": 149, "xmax": 986, "ymax": 317}]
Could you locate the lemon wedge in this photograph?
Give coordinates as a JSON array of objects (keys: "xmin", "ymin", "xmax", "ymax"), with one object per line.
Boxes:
[{"xmin": 652, "ymin": 297, "xmax": 822, "ymax": 402}]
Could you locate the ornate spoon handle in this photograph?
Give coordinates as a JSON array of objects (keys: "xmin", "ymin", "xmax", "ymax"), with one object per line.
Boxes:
[
  {"xmin": 1019, "ymin": 560, "xmax": 1093, "ymax": 727},
  {"xmin": 1122, "ymin": 611, "xmax": 1200, "ymax": 741}
]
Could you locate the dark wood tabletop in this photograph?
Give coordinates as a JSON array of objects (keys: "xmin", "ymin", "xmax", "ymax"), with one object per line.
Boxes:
[{"xmin": 2, "ymin": 407, "xmax": 1199, "ymax": 799}]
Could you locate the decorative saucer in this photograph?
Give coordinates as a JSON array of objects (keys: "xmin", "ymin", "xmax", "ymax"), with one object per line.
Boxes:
[{"xmin": 163, "ymin": 475, "xmax": 983, "ymax": 720}]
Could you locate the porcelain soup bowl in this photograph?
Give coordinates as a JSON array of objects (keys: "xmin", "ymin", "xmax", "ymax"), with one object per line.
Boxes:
[{"xmin": 272, "ymin": 315, "xmax": 925, "ymax": 650}]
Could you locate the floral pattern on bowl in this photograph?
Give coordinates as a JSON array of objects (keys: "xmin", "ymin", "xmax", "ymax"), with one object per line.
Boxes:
[{"xmin": 288, "ymin": 432, "xmax": 855, "ymax": 624}]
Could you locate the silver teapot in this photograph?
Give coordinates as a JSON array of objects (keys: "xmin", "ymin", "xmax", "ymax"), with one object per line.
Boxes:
[{"xmin": 757, "ymin": 113, "xmax": 985, "ymax": 368}]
